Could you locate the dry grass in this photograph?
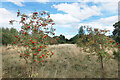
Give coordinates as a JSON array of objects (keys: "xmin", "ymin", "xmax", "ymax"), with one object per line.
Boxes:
[{"xmin": 1, "ymin": 44, "xmax": 118, "ymax": 78}]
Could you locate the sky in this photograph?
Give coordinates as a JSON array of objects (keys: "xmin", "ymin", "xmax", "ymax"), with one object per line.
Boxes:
[{"xmin": 0, "ymin": 0, "xmax": 119, "ymax": 39}]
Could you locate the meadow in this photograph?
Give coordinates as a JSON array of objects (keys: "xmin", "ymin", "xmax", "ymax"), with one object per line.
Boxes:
[{"xmin": 1, "ymin": 44, "xmax": 118, "ymax": 78}]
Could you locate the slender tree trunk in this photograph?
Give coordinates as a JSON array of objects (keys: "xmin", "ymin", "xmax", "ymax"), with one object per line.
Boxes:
[
  {"xmin": 30, "ymin": 62, "xmax": 35, "ymax": 80},
  {"xmin": 118, "ymin": 44, "xmax": 120, "ymax": 78},
  {"xmin": 24, "ymin": 57, "xmax": 28, "ymax": 64},
  {"xmin": 100, "ymin": 55, "xmax": 104, "ymax": 78},
  {"xmin": 32, "ymin": 63, "xmax": 35, "ymax": 79},
  {"xmin": 31, "ymin": 53, "xmax": 36, "ymax": 80}
]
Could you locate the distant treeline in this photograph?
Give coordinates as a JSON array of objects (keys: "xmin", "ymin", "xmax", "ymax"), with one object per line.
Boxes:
[
  {"xmin": 1, "ymin": 27, "xmax": 71, "ymax": 45},
  {"xmin": 1, "ymin": 21, "xmax": 120, "ymax": 45}
]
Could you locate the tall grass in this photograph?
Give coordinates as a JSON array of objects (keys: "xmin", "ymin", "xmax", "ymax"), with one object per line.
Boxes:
[{"xmin": 2, "ymin": 44, "xmax": 118, "ymax": 78}]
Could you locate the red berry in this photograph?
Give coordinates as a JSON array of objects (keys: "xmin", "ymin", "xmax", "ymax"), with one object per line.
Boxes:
[
  {"xmin": 29, "ymin": 40, "xmax": 32, "ymax": 41},
  {"xmin": 39, "ymin": 56, "xmax": 42, "ymax": 58},
  {"xmin": 13, "ymin": 42, "xmax": 15, "ymax": 44},
  {"xmin": 32, "ymin": 41, "xmax": 35, "ymax": 44},
  {"xmin": 27, "ymin": 51, "xmax": 29, "ymax": 53},
  {"xmin": 94, "ymin": 29, "xmax": 98, "ymax": 31},
  {"xmin": 110, "ymin": 41, "xmax": 112, "ymax": 43},
  {"xmin": 22, "ymin": 18, "xmax": 25, "ymax": 20},
  {"xmin": 52, "ymin": 23, "xmax": 55, "ymax": 25},
  {"xmin": 24, "ymin": 32, "xmax": 27, "ymax": 34},
  {"xmin": 27, "ymin": 26, "xmax": 30, "ymax": 28},
  {"xmin": 40, "ymin": 46, "xmax": 42, "ymax": 48},
  {"xmin": 44, "ymin": 35, "xmax": 47, "ymax": 38},
  {"xmin": 27, "ymin": 55, "xmax": 29, "ymax": 56},
  {"xmin": 15, "ymin": 36, "xmax": 18, "ymax": 38},
  {"xmin": 34, "ymin": 60, "xmax": 36, "ymax": 61},
  {"xmin": 33, "ymin": 47, "xmax": 36, "ymax": 49},
  {"xmin": 42, "ymin": 54, "xmax": 44, "ymax": 56},
  {"xmin": 38, "ymin": 49, "xmax": 41, "ymax": 51},
  {"xmin": 45, "ymin": 45, "xmax": 47, "ymax": 48},
  {"xmin": 34, "ymin": 12, "xmax": 38, "ymax": 14},
  {"xmin": 36, "ymin": 21, "xmax": 39, "ymax": 24},
  {"xmin": 39, "ymin": 61, "xmax": 41, "ymax": 63},
  {"xmin": 34, "ymin": 53, "xmax": 37, "ymax": 55},
  {"xmin": 52, "ymin": 53, "xmax": 54, "ymax": 55},
  {"xmin": 41, "ymin": 13, "xmax": 43, "ymax": 15},
  {"xmin": 35, "ymin": 37, "xmax": 37, "ymax": 39},
  {"xmin": 17, "ymin": 12, "xmax": 20, "ymax": 14},
  {"xmin": 9, "ymin": 21, "xmax": 12, "ymax": 23}
]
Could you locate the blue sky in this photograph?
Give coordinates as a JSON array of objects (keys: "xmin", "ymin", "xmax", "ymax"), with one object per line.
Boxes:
[{"xmin": 0, "ymin": 0, "xmax": 118, "ymax": 39}]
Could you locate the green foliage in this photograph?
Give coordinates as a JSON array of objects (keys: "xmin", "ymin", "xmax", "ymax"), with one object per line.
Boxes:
[
  {"xmin": 57, "ymin": 34, "xmax": 68, "ymax": 44},
  {"xmin": 112, "ymin": 21, "xmax": 120, "ymax": 43},
  {"xmin": 69, "ymin": 26, "xmax": 85, "ymax": 44},
  {"xmin": 2, "ymin": 27, "xmax": 18, "ymax": 45},
  {"xmin": 48, "ymin": 36, "xmax": 58, "ymax": 45},
  {"xmin": 113, "ymin": 50, "xmax": 120, "ymax": 59},
  {"xmin": 69, "ymin": 34, "xmax": 79, "ymax": 44},
  {"xmin": 78, "ymin": 26, "xmax": 84, "ymax": 38},
  {"xmin": 76, "ymin": 27, "xmax": 119, "ymax": 60},
  {"xmin": 9, "ymin": 10, "xmax": 57, "ymax": 65}
]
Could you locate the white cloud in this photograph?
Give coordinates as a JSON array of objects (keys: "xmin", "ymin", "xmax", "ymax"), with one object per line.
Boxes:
[
  {"xmin": 53, "ymin": 3, "xmax": 101, "ymax": 21},
  {"xmin": 78, "ymin": 15, "xmax": 117, "ymax": 31},
  {"xmin": 78, "ymin": 0, "xmax": 118, "ymax": 14},
  {"xmin": 98, "ymin": 16, "xmax": 118, "ymax": 26},
  {"xmin": 50, "ymin": 13, "xmax": 80, "ymax": 24},
  {"xmin": 6, "ymin": 0, "xmax": 24, "ymax": 7},
  {"xmin": 36, "ymin": 0, "xmax": 49, "ymax": 3},
  {"xmin": 78, "ymin": 0, "xmax": 119, "ymax": 2},
  {"xmin": 51, "ymin": 2, "xmax": 117, "ymax": 35},
  {"xmin": 100, "ymin": 2, "xmax": 118, "ymax": 14},
  {"xmin": 0, "ymin": 8, "xmax": 21, "ymax": 31},
  {"xmin": 4, "ymin": 0, "xmax": 50, "ymax": 6},
  {"xmin": 51, "ymin": 2, "xmax": 102, "ymax": 28}
]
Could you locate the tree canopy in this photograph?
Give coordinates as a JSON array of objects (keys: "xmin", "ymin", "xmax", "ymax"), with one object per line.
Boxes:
[{"xmin": 112, "ymin": 21, "xmax": 120, "ymax": 43}]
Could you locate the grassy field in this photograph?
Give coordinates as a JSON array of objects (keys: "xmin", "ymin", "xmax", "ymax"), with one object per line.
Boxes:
[{"xmin": 1, "ymin": 44, "xmax": 118, "ymax": 78}]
